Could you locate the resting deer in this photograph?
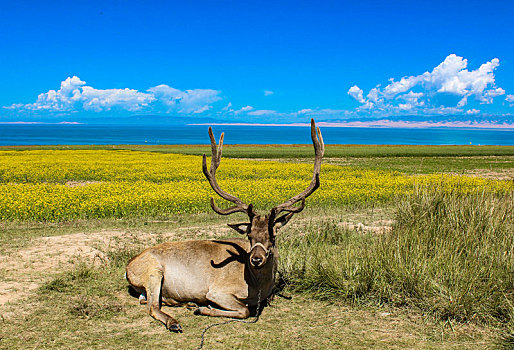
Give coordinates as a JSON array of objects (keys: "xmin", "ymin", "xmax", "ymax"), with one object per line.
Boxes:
[{"xmin": 126, "ymin": 119, "xmax": 324, "ymax": 332}]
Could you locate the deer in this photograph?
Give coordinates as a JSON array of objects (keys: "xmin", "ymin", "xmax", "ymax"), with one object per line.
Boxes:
[{"xmin": 125, "ymin": 119, "xmax": 324, "ymax": 332}]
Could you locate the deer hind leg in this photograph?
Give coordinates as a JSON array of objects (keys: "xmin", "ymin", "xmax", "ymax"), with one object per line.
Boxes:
[
  {"xmin": 145, "ymin": 271, "xmax": 183, "ymax": 332},
  {"xmin": 194, "ymin": 290, "xmax": 250, "ymax": 319}
]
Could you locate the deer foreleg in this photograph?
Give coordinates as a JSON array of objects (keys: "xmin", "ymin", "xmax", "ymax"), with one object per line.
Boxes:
[
  {"xmin": 145, "ymin": 271, "xmax": 182, "ymax": 332},
  {"xmin": 194, "ymin": 290, "xmax": 250, "ymax": 319}
]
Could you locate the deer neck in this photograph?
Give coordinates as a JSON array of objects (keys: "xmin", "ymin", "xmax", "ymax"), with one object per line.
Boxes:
[{"xmin": 246, "ymin": 247, "xmax": 278, "ymax": 285}]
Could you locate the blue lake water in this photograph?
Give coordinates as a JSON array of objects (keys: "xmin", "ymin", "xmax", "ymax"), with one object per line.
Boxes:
[{"xmin": 0, "ymin": 124, "xmax": 513, "ymax": 145}]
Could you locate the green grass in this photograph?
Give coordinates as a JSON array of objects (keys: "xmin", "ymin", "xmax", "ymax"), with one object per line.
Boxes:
[
  {"xmin": 279, "ymin": 189, "xmax": 514, "ymax": 328},
  {"xmin": 3, "ymin": 144, "xmax": 512, "ymax": 175},
  {"xmin": 3, "ymin": 143, "xmax": 514, "ymax": 157},
  {"xmin": 325, "ymin": 155, "xmax": 514, "ymax": 174}
]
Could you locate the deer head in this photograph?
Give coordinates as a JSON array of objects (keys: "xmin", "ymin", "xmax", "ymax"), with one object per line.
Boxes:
[{"xmin": 202, "ymin": 119, "xmax": 324, "ymax": 269}]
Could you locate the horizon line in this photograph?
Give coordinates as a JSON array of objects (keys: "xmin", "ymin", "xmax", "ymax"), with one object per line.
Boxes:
[
  {"xmin": 1, "ymin": 120, "xmax": 513, "ymax": 130},
  {"xmin": 189, "ymin": 120, "xmax": 514, "ymax": 130},
  {"xmin": 0, "ymin": 121, "xmax": 83, "ymax": 125}
]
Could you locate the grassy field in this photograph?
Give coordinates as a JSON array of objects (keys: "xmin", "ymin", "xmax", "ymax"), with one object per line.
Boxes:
[
  {"xmin": 0, "ymin": 145, "xmax": 513, "ymax": 349},
  {"xmin": 3, "ymin": 144, "xmax": 514, "ymax": 157},
  {"xmin": 3, "ymin": 144, "xmax": 513, "ymax": 175}
]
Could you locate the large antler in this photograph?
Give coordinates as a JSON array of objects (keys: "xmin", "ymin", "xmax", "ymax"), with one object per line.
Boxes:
[
  {"xmin": 272, "ymin": 119, "xmax": 324, "ymax": 215},
  {"xmin": 202, "ymin": 127, "xmax": 256, "ymax": 217}
]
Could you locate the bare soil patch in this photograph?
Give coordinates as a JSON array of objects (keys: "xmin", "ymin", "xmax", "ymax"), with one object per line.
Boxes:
[
  {"xmin": 340, "ymin": 219, "xmax": 393, "ymax": 234},
  {"xmin": 463, "ymin": 168, "xmax": 514, "ymax": 180}
]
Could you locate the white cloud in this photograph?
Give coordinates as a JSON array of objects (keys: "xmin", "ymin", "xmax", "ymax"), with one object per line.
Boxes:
[
  {"xmin": 398, "ymin": 103, "xmax": 413, "ymax": 111},
  {"xmin": 221, "ymin": 102, "xmax": 232, "ymax": 111},
  {"xmin": 423, "ymin": 106, "xmax": 463, "ymax": 115},
  {"xmin": 506, "ymin": 94, "xmax": 514, "ymax": 106},
  {"xmin": 350, "ymin": 54, "xmax": 507, "ymax": 116},
  {"xmin": 147, "ymin": 84, "xmax": 221, "ymax": 114},
  {"xmin": 482, "ymin": 87, "xmax": 505, "ymax": 104},
  {"xmin": 466, "ymin": 109, "xmax": 480, "ymax": 115},
  {"xmin": 383, "ymin": 76, "xmax": 418, "ymax": 99},
  {"xmin": 295, "ymin": 108, "xmax": 348, "ymax": 118},
  {"xmin": 81, "ymin": 86, "xmax": 155, "ymax": 112},
  {"xmin": 366, "ymin": 88, "xmax": 381, "ymax": 103},
  {"xmin": 396, "ymin": 91, "xmax": 424, "ymax": 106},
  {"xmin": 234, "ymin": 105, "xmax": 254, "ymax": 114},
  {"xmin": 7, "ymin": 76, "xmax": 221, "ymax": 115},
  {"xmin": 17, "ymin": 76, "xmax": 155, "ymax": 112},
  {"xmin": 264, "ymin": 90, "xmax": 274, "ymax": 96},
  {"xmin": 297, "ymin": 109, "xmax": 314, "ymax": 114},
  {"xmin": 247, "ymin": 109, "xmax": 277, "ymax": 116},
  {"xmin": 347, "ymin": 85, "xmax": 365, "ymax": 103}
]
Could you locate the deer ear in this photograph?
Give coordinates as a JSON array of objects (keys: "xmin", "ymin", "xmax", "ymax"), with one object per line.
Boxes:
[
  {"xmin": 273, "ymin": 212, "xmax": 295, "ymax": 230},
  {"xmin": 228, "ymin": 223, "xmax": 251, "ymax": 235}
]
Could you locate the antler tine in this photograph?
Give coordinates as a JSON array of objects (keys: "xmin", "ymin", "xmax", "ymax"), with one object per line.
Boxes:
[
  {"xmin": 202, "ymin": 127, "xmax": 253, "ymax": 216},
  {"xmin": 272, "ymin": 119, "xmax": 324, "ymax": 214},
  {"xmin": 275, "ymin": 198, "xmax": 306, "ymax": 214}
]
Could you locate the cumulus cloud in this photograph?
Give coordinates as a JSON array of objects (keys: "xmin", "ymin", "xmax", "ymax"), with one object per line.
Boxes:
[
  {"xmin": 264, "ymin": 90, "xmax": 274, "ymax": 96},
  {"xmin": 147, "ymin": 84, "xmax": 221, "ymax": 114},
  {"xmin": 247, "ymin": 109, "xmax": 277, "ymax": 116},
  {"xmin": 221, "ymin": 102, "xmax": 233, "ymax": 111},
  {"xmin": 347, "ymin": 85, "xmax": 365, "ymax": 103},
  {"xmin": 81, "ymin": 86, "xmax": 155, "ymax": 112},
  {"xmin": 297, "ymin": 109, "xmax": 315, "ymax": 114},
  {"xmin": 234, "ymin": 105, "xmax": 254, "ymax": 114},
  {"xmin": 506, "ymin": 94, "xmax": 514, "ymax": 106},
  {"xmin": 7, "ymin": 76, "xmax": 221, "ymax": 115},
  {"xmin": 397, "ymin": 91, "xmax": 425, "ymax": 106},
  {"xmin": 348, "ymin": 54, "xmax": 506, "ymax": 116}
]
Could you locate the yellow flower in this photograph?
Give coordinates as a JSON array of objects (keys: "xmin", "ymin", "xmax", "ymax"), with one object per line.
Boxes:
[{"xmin": 0, "ymin": 150, "xmax": 511, "ymax": 221}]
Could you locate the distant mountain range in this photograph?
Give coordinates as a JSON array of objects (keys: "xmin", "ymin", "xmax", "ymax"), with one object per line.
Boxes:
[{"xmin": 2, "ymin": 113, "xmax": 513, "ymax": 127}]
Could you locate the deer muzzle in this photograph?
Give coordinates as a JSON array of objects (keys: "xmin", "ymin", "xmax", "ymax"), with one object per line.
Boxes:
[{"xmin": 249, "ymin": 242, "xmax": 269, "ymax": 268}]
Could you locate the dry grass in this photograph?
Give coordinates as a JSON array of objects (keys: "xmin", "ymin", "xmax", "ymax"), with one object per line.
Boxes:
[{"xmin": 0, "ymin": 206, "xmax": 509, "ymax": 349}]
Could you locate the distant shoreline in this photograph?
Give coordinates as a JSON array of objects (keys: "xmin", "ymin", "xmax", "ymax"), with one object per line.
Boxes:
[
  {"xmin": 189, "ymin": 121, "xmax": 514, "ymax": 130},
  {"xmin": 1, "ymin": 121, "xmax": 513, "ymax": 130},
  {"xmin": 0, "ymin": 121, "xmax": 82, "ymax": 125}
]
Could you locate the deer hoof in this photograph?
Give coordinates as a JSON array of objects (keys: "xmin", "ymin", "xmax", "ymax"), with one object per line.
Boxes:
[
  {"xmin": 194, "ymin": 306, "xmax": 211, "ymax": 316},
  {"xmin": 167, "ymin": 321, "xmax": 182, "ymax": 333}
]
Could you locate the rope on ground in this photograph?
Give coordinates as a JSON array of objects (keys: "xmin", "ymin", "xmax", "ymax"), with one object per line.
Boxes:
[{"xmin": 196, "ymin": 289, "xmax": 262, "ymax": 350}]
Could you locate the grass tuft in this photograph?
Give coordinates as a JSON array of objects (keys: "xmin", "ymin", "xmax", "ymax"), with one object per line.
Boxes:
[
  {"xmin": 68, "ymin": 295, "xmax": 124, "ymax": 319},
  {"xmin": 279, "ymin": 188, "xmax": 514, "ymax": 326},
  {"xmin": 40, "ymin": 264, "xmax": 95, "ymax": 294}
]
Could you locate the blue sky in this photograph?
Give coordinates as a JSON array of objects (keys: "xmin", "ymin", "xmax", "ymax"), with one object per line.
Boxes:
[{"xmin": 1, "ymin": 0, "xmax": 514, "ymax": 127}]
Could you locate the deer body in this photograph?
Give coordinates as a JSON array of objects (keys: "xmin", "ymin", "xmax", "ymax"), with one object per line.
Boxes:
[
  {"xmin": 126, "ymin": 238, "xmax": 277, "ymax": 310},
  {"xmin": 126, "ymin": 119, "xmax": 324, "ymax": 332}
]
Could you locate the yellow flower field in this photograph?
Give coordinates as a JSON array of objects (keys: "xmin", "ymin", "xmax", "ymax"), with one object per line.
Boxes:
[{"xmin": 0, "ymin": 150, "xmax": 512, "ymax": 221}]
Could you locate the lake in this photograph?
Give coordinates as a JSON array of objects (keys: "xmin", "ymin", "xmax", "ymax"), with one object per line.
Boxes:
[{"xmin": 0, "ymin": 124, "xmax": 512, "ymax": 146}]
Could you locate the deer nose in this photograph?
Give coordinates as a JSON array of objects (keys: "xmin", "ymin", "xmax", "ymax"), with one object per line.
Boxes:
[{"xmin": 251, "ymin": 257, "xmax": 263, "ymax": 266}]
